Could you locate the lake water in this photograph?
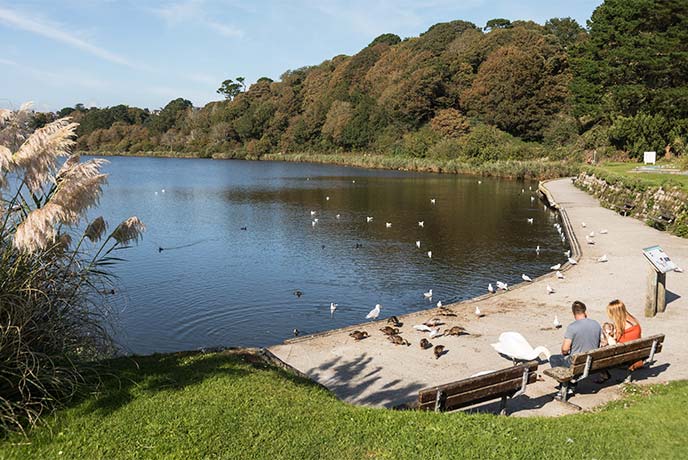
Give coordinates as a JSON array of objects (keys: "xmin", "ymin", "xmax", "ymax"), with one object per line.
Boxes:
[{"xmin": 93, "ymin": 156, "xmax": 567, "ymax": 355}]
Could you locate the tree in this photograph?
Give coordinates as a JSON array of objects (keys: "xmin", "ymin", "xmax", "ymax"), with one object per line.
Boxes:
[
  {"xmin": 368, "ymin": 33, "xmax": 401, "ymax": 47},
  {"xmin": 544, "ymin": 17, "xmax": 585, "ymax": 49},
  {"xmin": 217, "ymin": 77, "xmax": 246, "ymax": 100},
  {"xmin": 484, "ymin": 18, "xmax": 512, "ymax": 31},
  {"xmin": 430, "ymin": 109, "xmax": 470, "ymax": 138}
]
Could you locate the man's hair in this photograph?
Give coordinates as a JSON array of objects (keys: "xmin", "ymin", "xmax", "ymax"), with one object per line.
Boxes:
[{"xmin": 572, "ymin": 301, "xmax": 587, "ymax": 315}]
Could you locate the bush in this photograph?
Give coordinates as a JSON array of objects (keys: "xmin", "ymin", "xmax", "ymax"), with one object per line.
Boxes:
[
  {"xmin": 394, "ymin": 127, "xmax": 439, "ymax": 158},
  {"xmin": 0, "ymin": 106, "xmax": 144, "ymax": 433},
  {"xmin": 608, "ymin": 113, "xmax": 670, "ymax": 157}
]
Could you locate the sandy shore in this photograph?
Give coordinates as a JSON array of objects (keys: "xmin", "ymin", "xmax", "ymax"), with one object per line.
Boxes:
[{"xmin": 268, "ymin": 178, "xmax": 687, "ymax": 416}]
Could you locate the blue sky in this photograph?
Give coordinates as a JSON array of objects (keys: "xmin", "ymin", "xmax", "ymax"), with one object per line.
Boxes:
[{"xmin": 0, "ymin": 0, "xmax": 602, "ymax": 112}]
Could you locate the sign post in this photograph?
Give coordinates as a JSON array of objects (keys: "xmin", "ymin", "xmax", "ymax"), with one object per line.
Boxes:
[{"xmin": 642, "ymin": 246, "xmax": 676, "ymax": 317}]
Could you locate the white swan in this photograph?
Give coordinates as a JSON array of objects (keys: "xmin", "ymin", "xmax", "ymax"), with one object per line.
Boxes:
[
  {"xmin": 366, "ymin": 304, "xmax": 381, "ymax": 320},
  {"xmin": 491, "ymin": 332, "xmax": 551, "ymax": 361}
]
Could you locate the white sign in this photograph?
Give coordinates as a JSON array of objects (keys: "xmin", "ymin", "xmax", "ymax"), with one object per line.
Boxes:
[
  {"xmin": 644, "ymin": 151, "xmax": 656, "ymax": 164},
  {"xmin": 643, "ymin": 245, "xmax": 677, "ymax": 273}
]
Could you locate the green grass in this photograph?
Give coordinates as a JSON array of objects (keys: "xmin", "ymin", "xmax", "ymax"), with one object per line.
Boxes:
[
  {"xmin": 2, "ymin": 351, "xmax": 687, "ymax": 459},
  {"xmin": 592, "ymin": 161, "xmax": 688, "ymax": 190}
]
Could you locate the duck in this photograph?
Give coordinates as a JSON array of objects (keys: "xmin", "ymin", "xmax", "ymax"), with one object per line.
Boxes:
[
  {"xmin": 420, "ymin": 338, "xmax": 432, "ymax": 349},
  {"xmin": 446, "ymin": 326, "xmax": 466, "ymax": 336},
  {"xmin": 388, "ymin": 335, "xmax": 410, "ymax": 346},
  {"xmin": 349, "ymin": 330, "xmax": 369, "ymax": 341},
  {"xmin": 423, "ymin": 317, "xmax": 443, "ymax": 327},
  {"xmin": 366, "ymin": 304, "xmax": 381, "ymax": 320},
  {"xmin": 491, "ymin": 332, "xmax": 551, "ymax": 362},
  {"xmin": 433, "ymin": 345, "xmax": 446, "ymax": 359},
  {"xmin": 293, "ymin": 290, "xmax": 303, "ymax": 298},
  {"xmin": 380, "ymin": 326, "xmax": 399, "ymax": 336},
  {"xmin": 438, "ymin": 306, "xmax": 456, "ymax": 317},
  {"xmin": 387, "ymin": 316, "xmax": 402, "ymax": 327}
]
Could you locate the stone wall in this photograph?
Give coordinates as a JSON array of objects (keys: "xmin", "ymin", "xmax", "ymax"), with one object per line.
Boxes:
[{"xmin": 574, "ymin": 172, "xmax": 688, "ymax": 238}]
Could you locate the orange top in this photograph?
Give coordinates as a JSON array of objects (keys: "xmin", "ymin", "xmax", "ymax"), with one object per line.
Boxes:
[{"xmin": 618, "ymin": 323, "xmax": 641, "ymax": 343}]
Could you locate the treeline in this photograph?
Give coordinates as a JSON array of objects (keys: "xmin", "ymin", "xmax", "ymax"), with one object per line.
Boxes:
[{"xmin": 56, "ymin": 0, "xmax": 687, "ymax": 162}]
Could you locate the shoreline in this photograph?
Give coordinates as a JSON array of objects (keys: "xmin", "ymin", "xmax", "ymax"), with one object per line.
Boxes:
[{"xmin": 268, "ymin": 177, "xmax": 688, "ymax": 416}]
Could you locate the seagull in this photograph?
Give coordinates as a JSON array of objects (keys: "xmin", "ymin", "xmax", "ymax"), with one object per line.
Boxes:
[
  {"xmin": 600, "ymin": 229, "xmax": 608, "ymax": 234},
  {"xmin": 491, "ymin": 332, "xmax": 551, "ymax": 362},
  {"xmin": 366, "ymin": 216, "xmax": 374, "ymax": 223},
  {"xmin": 556, "ymin": 271, "xmax": 565, "ymax": 279},
  {"xmin": 336, "ymin": 214, "xmax": 341, "ymax": 219},
  {"xmin": 496, "ymin": 281, "xmax": 508, "ymax": 290},
  {"xmin": 311, "ymin": 220, "xmax": 317, "ymax": 227},
  {"xmin": 313, "ymin": 218, "xmax": 319, "ymax": 223},
  {"xmin": 436, "ymin": 300, "xmax": 443, "ymax": 308},
  {"xmin": 429, "ymin": 328, "xmax": 441, "ymax": 339},
  {"xmin": 581, "ymin": 222, "xmax": 587, "ymax": 228},
  {"xmin": 547, "ymin": 285, "xmax": 555, "ymax": 294},
  {"xmin": 675, "ymin": 266, "xmax": 684, "ymax": 273},
  {"xmin": 529, "ymin": 186, "xmax": 532, "ymax": 191},
  {"xmin": 553, "ymin": 316, "xmax": 562, "ymax": 328},
  {"xmin": 488, "ymin": 283, "xmax": 495, "ymax": 294},
  {"xmin": 564, "ymin": 250, "xmax": 571, "ymax": 258},
  {"xmin": 536, "ymin": 245, "xmax": 541, "ymax": 254},
  {"xmin": 585, "ymin": 235, "xmax": 595, "ymax": 245},
  {"xmin": 154, "ymin": 191, "xmax": 158, "ymax": 195},
  {"xmin": 550, "ymin": 263, "xmax": 561, "ymax": 270},
  {"xmin": 530, "ymin": 196, "xmax": 535, "ymax": 202},
  {"xmin": 430, "ymin": 198, "xmax": 436, "ymax": 204},
  {"xmin": 330, "ymin": 303, "xmax": 337, "ymax": 316},
  {"xmin": 522, "ymin": 274, "xmax": 532, "ymax": 282},
  {"xmin": 424, "ymin": 289, "xmax": 433, "ymax": 299},
  {"xmin": 475, "ymin": 306, "xmax": 484, "ymax": 318},
  {"xmin": 416, "ymin": 241, "xmax": 421, "ymax": 248},
  {"xmin": 161, "ymin": 189, "xmax": 165, "ymax": 193},
  {"xmin": 478, "ymin": 180, "xmax": 482, "ymax": 184},
  {"xmin": 521, "ymin": 189, "xmax": 525, "ymax": 194},
  {"xmin": 418, "ymin": 221, "xmax": 424, "ymax": 227},
  {"xmin": 352, "ymin": 180, "xmax": 356, "ymax": 184},
  {"xmin": 310, "ymin": 210, "xmax": 316, "ymax": 216},
  {"xmin": 589, "ymin": 231, "xmax": 595, "ymax": 237},
  {"xmin": 326, "ymin": 196, "xmax": 330, "ymax": 201},
  {"xmin": 385, "ymin": 222, "xmax": 392, "ymax": 228},
  {"xmin": 366, "ymin": 304, "xmax": 381, "ymax": 320},
  {"xmin": 527, "ymin": 218, "xmax": 534, "ymax": 224},
  {"xmin": 427, "ymin": 251, "xmax": 432, "ymax": 259},
  {"xmin": 413, "ymin": 324, "xmax": 433, "ymax": 332},
  {"xmin": 597, "ymin": 254, "xmax": 608, "ymax": 263},
  {"xmin": 568, "ymin": 257, "xmax": 578, "ymax": 265}
]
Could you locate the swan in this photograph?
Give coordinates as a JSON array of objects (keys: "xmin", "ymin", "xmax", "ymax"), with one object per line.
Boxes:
[
  {"xmin": 550, "ymin": 263, "xmax": 561, "ymax": 270},
  {"xmin": 416, "ymin": 240, "xmax": 421, "ymax": 248},
  {"xmin": 424, "ymin": 289, "xmax": 433, "ymax": 299},
  {"xmin": 522, "ymin": 274, "xmax": 532, "ymax": 282},
  {"xmin": 556, "ymin": 271, "xmax": 565, "ymax": 279},
  {"xmin": 491, "ymin": 332, "xmax": 551, "ymax": 362},
  {"xmin": 418, "ymin": 221, "xmax": 424, "ymax": 227},
  {"xmin": 366, "ymin": 304, "xmax": 381, "ymax": 320},
  {"xmin": 427, "ymin": 251, "xmax": 432, "ymax": 259},
  {"xmin": 366, "ymin": 216, "xmax": 374, "ymax": 223},
  {"xmin": 488, "ymin": 283, "xmax": 494, "ymax": 293}
]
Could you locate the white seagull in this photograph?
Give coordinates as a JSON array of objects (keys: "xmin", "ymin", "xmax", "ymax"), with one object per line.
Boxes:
[
  {"xmin": 424, "ymin": 289, "xmax": 433, "ymax": 299},
  {"xmin": 585, "ymin": 235, "xmax": 595, "ymax": 245},
  {"xmin": 527, "ymin": 218, "xmax": 534, "ymax": 224},
  {"xmin": 556, "ymin": 271, "xmax": 565, "ymax": 279},
  {"xmin": 330, "ymin": 303, "xmax": 337, "ymax": 316},
  {"xmin": 488, "ymin": 283, "xmax": 495, "ymax": 294},
  {"xmin": 674, "ymin": 266, "xmax": 683, "ymax": 273},
  {"xmin": 581, "ymin": 222, "xmax": 587, "ymax": 228},
  {"xmin": 418, "ymin": 221, "xmax": 424, "ymax": 227},
  {"xmin": 385, "ymin": 222, "xmax": 392, "ymax": 228},
  {"xmin": 326, "ymin": 196, "xmax": 330, "ymax": 201},
  {"xmin": 491, "ymin": 332, "xmax": 551, "ymax": 362},
  {"xmin": 366, "ymin": 216, "xmax": 374, "ymax": 223},
  {"xmin": 597, "ymin": 254, "xmax": 609, "ymax": 263},
  {"xmin": 564, "ymin": 250, "xmax": 571, "ymax": 258},
  {"xmin": 430, "ymin": 198, "xmax": 436, "ymax": 204},
  {"xmin": 547, "ymin": 285, "xmax": 555, "ymax": 294},
  {"xmin": 550, "ymin": 263, "xmax": 561, "ymax": 270},
  {"xmin": 475, "ymin": 306, "xmax": 484, "ymax": 317},
  {"xmin": 366, "ymin": 304, "xmax": 381, "ymax": 320},
  {"xmin": 413, "ymin": 324, "xmax": 433, "ymax": 332},
  {"xmin": 536, "ymin": 245, "xmax": 541, "ymax": 254},
  {"xmin": 530, "ymin": 196, "xmax": 535, "ymax": 202},
  {"xmin": 589, "ymin": 231, "xmax": 595, "ymax": 237},
  {"xmin": 436, "ymin": 300, "xmax": 443, "ymax": 308},
  {"xmin": 496, "ymin": 281, "xmax": 508, "ymax": 291},
  {"xmin": 568, "ymin": 257, "xmax": 578, "ymax": 265},
  {"xmin": 553, "ymin": 316, "xmax": 562, "ymax": 328},
  {"xmin": 427, "ymin": 251, "xmax": 432, "ymax": 259},
  {"xmin": 336, "ymin": 214, "xmax": 341, "ymax": 219},
  {"xmin": 416, "ymin": 241, "xmax": 421, "ymax": 248},
  {"xmin": 161, "ymin": 189, "xmax": 165, "ymax": 193},
  {"xmin": 478, "ymin": 180, "xmax": 482, "ymax": 184},
  {"xmin": 311, "ymin": 220, "xmax": 317, "ymax": 227},
  {"xmin": 600, "ymin": 229, "xmax": 608, "ymax": 234},
  {"xmin": 522, "ymin": 274, "xmax": 533, "ymax": 282},
  {"xmin": 310, "ymin": 210, "xmax": 316, "ymax": 216},
  {"xmin": 313, "ymin": 218, "xmax": 319, "ymax": 223}
]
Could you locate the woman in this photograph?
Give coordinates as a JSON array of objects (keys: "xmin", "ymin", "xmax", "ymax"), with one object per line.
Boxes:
[{"xmin": 607, "ymin": 299, "xmax": 642, "ymax": 345}]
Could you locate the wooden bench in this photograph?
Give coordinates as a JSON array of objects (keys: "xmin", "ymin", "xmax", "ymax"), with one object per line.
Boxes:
[
  {"xmin": 543, "ymin": 334, "xmax": 664, "ymax": 404},
  {"xmin": 649, "ymin": 212, "xmax": 676, "ymax": 230},
  {"xmin": 417, "ymin": 361, "xmax": 538, "ymax": 415},
  {"xmin": 614, "ymin": 202, "xmax": 635, "ymax": 216}
]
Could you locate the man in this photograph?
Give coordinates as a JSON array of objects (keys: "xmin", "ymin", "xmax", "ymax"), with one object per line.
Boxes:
[{"xmin": 550, "ymin": 301, "xmax": 602, "ymax": 368}]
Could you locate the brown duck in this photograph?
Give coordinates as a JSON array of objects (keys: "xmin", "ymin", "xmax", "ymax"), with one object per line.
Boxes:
[
  {"xmin": 379, "ymin": 326, "xmax": 400, "ymax": 336},
  {"xmin": 423, "ymin": 317, "xmax": 443, "ymax": 327},
  {"xmin": 446, "ymin": 326, "xmax": 467, "ymax": 336},
  {"xmin": 387, "ymin": 316, "xmax": 402, "ymax": 327},
  {"xmin": 433, "ymin": 345, "xmax": 446, "ymax": 359},
  {"xmin": 388, "ymin": 335, "xmax": 410, "ymax": 346},
  {"xmin": 438, "ymin": 307, "xmax": 457, "ymax": 317},
  {"xmin": 349, "ymin": 330, "xmax": 369, "ymax": 341},
  {"xmin": 419, "ymin": 338, "xmax": 432, "ymax": 349}
]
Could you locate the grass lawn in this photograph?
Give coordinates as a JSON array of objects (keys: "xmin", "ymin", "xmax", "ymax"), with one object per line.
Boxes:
[
  {"xmin": 593, "ymin": 161, "xmax": 688, "ymax": 190},
  {"xmin": 1, "ymin": 350, "xmax": 687, "ymax": 459}
]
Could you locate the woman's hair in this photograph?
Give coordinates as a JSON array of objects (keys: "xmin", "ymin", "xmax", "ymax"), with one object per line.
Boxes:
[{"xmin": 607, "ymin": 299, "xmax": 635, "ymax": 340}]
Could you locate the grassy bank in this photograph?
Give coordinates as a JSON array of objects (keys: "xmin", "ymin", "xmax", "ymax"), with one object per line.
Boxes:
[
  {"xmin": 2, "ymin": 350, "xmax": 687, "ymax": 459},
  {"xmin": 587, "ymin": 162, "xmax": 688, "ymax": 191}
]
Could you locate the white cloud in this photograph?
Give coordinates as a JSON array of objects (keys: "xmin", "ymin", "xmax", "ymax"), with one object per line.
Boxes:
[
  {"xmin": 0, "ymin": 6, "xmax": 136, "ymax": 68},
  {"xmin": 152, "ymin": 0, "xmax": 244, "ymax": 38}
]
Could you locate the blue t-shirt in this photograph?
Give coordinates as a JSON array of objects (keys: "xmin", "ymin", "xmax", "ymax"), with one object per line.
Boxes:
[{"xmin": 565, "ymin": 318, "xmax": 601, "ymax": 355}]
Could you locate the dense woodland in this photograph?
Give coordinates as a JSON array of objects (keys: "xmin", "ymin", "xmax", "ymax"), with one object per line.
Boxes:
[{"xmin": 51, "ymin": 0, "xmax": 688, "ymax": 163}]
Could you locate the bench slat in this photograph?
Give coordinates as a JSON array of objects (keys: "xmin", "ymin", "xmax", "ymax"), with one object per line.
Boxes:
[
  {"xmin": 570, "ymin": 335, "xmax": 665, "ymax": 365},
  {"xmin": 418, "ymin": 361, "xmax": 538, "ymax": 404},
  {"xmin": 427, "ymin": 373, "xmax": 538, "ymax": 412}
]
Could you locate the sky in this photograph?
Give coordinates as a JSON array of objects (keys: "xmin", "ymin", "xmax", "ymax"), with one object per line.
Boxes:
[{"xmin": 0, "ymin": 0, "xmax": 602, "ymax": 112}]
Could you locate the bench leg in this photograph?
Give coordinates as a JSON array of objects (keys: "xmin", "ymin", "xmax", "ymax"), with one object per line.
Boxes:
[
  {"xmin": 499, "ymin": 396, "xmax": 508, "ymax": 416},
  {"xmin": 558, "ymin": 382, "xmax": 569, "ymax": 402}
]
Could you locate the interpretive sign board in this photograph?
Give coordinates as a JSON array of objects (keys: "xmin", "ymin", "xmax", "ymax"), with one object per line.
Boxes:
[
  {"xmin": 643, "ymin": 151, "xmax": 656, "ymax": 164},
  {"xmin": 643, "ymin": 245, "xmax": 677, "ymax": 273}
]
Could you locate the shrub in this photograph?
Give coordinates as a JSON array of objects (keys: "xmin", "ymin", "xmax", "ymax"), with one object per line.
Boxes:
[
  {"xmin": 608, "ymin": 113, "xmax": 670, "ymax": 157},
  {"xmin": 0, "ymin": 105, "xmax": 144, "ymax": 433}
]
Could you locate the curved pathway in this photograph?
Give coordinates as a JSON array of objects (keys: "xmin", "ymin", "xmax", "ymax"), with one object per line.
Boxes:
[{"xmin": 268, "ymin": 178, "xmax": 687, "ymax": 416}]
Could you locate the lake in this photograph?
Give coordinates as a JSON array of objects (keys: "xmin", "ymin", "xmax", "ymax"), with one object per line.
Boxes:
[{"xmin": 93, "ymin": 156, "xmax": 567, "ymax": 354}]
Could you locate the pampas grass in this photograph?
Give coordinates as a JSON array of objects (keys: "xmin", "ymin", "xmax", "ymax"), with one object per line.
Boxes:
[{"xmin": 0, "ymin": 104, "xmax": 144, "ymax": 434}]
